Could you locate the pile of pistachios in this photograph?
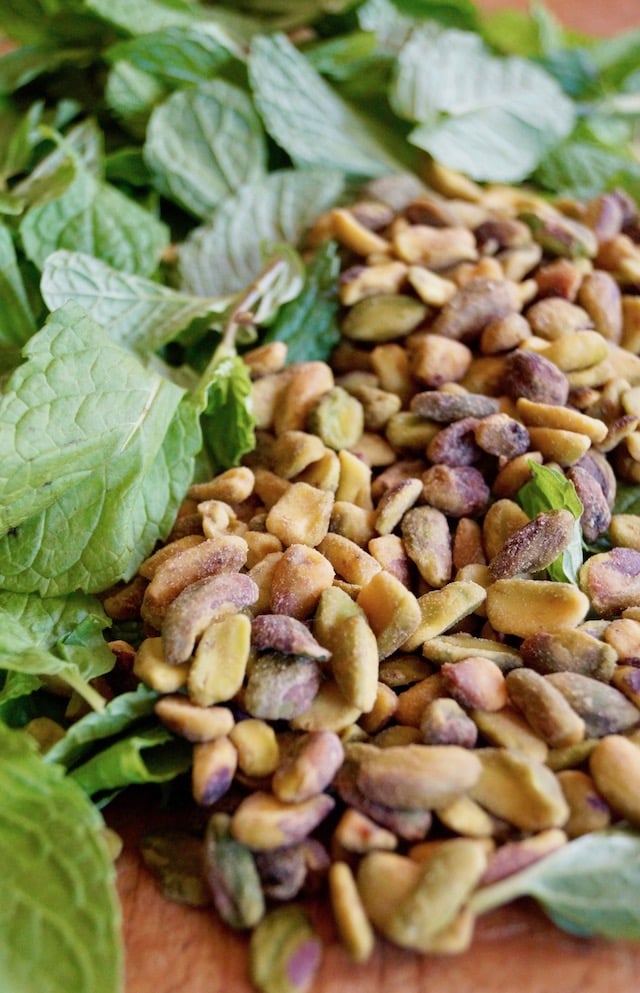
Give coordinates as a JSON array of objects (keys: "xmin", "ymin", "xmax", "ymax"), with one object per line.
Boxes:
[{"xmin": 106, "ymin": 163, "xmax": 640, "ymax": 992}]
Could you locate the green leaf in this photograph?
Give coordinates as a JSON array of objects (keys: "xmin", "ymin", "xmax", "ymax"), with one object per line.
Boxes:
[
  {"xmin": 69, "ymin": 724, "xmax": 192, "ymax": 797},
  {"xmin": 84, "ymin": 0, "xmax": 196, "ymax": 35},
  {"xmin": 40, "ymin": 250, "xmax": 233, "ymax": 353},
  {"xmin": 0, "ymin": 224, "xmax": 37, "ymax": 347},
  {"xmin": 0, "ymin": 302, "xmax": 200, "ymax": 596},
  {"xmin": 0, "ymin": 302, "xmax": 184, "ymax": 534},
  {"xmin": 105, "ymin": 60, "xmax": 169, "ymax": 137},
  {"xmin": 0, "ymin": 44, "xmax": 92, "ymax": 94},
  {"xmin": 45, "ymin": 684, "xmax": 159, "ymax": 770},
  {"xmin": 107, "ymin": 23, "xmax": 240, "ymax": 86},
  {"xmin": 517, "ymin": 461, "xmax": 583, "ymax": 583},
  {"xmin": 20, "ymin": 160, "xmax": 168, "ymax": 277},
  {"xmin": 613, "ymin": 483, "xmax": 640, "ymax": 516},
  {"xmin": 390, "ymin": 0, "xmax": 480, "ymax": 31},
  {"xmin": 248, "ymin": 32, "xmax": 407, "ymax": 179},
  {"xmin": 144, "ymin": 78, "xmax": 267, "ymax": 219},
  {"xmin": 263, "ymin": 239, "xmax": 341, "ymax": 363},
  {"xmin": 0, "ymin": 589, "xmax": 115, "ymax": 712},
  {"xmin": 470, "ymin": 828, "xmax": 640, "ymax": 941},
  {"xmin": 0, "ymin": 724, "xmax": 123, "ymax": 993},
  {"xmin": 201, "ymin": 354, "xmax": 256, "ymax": 472},
  {"xmin": 391, "ymin": 26, "xmax": 575, "ymax": 182},
  {"xmin": 535, "ymin": 139, "xmax": 640, "ymax": 200},
  {"xmin": 0, "ymin": 101, "xmax": 44, "ymax": 183},
  {"xmin": 178, "ymin": 168, "xmax": 344, "ymax": 298},
  {"xmin": 303, "ymin": 31, "xmax": 379, "ymax": 80}
]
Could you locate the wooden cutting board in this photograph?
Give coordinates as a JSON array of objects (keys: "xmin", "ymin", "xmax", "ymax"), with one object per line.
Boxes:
[{"xmin": 111, "ymin": 3, "xmax": 640, "ymax": 991}]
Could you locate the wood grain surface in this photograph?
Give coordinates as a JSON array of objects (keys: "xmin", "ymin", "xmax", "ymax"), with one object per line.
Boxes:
[{"xmin": 111, "ymin": 3, "xmax": 640, "ymax": 992}]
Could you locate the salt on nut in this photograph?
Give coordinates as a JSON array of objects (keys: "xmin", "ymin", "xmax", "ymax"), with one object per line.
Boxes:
[
  {"xmin": 357, "ymin": 570, "xmax": 422, "ymax": 659},
  {"xmin": 470, "ymin": 748, "xmax": 569, "ymax": 831},
  {"xmin": 502, "ymin": 348, "xmax": 570, "ymax": 405},
  {"xmin": 265, "ymin": 481, "xmax": 333, "ymax": 547},
  {"xmin": 556, "ymin": 769, "xmax": 611, "ymax": 838},
  {"xmin": 341, "ymin": 293, "xmax": 427, "ymax": 342},
  {"xmin": 230, "ymin": 790, "xmax": 335, "ymax": 850},
  {"xmin": 229, "ymin": 719, "xmax": 280, "ymax": 779},
  {"xmin": 430, "ymin": 277, "xmax": 520, "ymax": 342},
  {"xmin": 516, "ymin": 397, "xmax": 608, "ymax": 444},
  {"xmin": 486, "ymin": 578, "xmax": 590, "ymax": 638},
  {"xmin": 374, "ymin": 477, "xmax": 423, "ymax": 535},
  {"xmin": 406, "ymin": 333, "xmax": 473, "ymax": 387},
  {"xmin": 356, "ymin": 744, "xmax": 482, "ymax": 811},
  {"xmin": 243, "ymin": 653, "xmax": 322, "ymax": 722},
  {"xmin": 272, "ymin": 361, "xmax": 334, "ymax": 434},
  {"xmin": 335, "ymin": 449, "xmax": 373, "ymax": 509},
  {"xmin": 519, "ymin": 628, "xmax": 617, "ymax": 681},
  {"xmin": 155, "ymin": 695, "xmax": 235, "ymax": 742},
  {"xmin": 545, "ymin": 671, "xmax": 640, "ymax": 737},
  {"xmin": 401, "ymin": 505, "xmax": 452, "ymax": 587},
  {"xmin": 192, "ymin": 736, "xmax": 238, "ymax": 806},
  {"xmin": 440, "ymin": 657, "xmax": 508, "ymax": 712},
  {"xmin": 419, "ymin": 698, "xmax": 478, "ymax": 749},
  {"xmin": 317, "ymin": 533, "xmax": 381, "ymax": 587},
  {"xmin": 133, "ymin": 637, "xmax": 190, "ymax": 693},
  {"xmin": 402, "ymin": 580, "xmax": 487, "ymax": 652},
  {"xmin": 482, "ymin": 499, "xmax": 530, "ymax": 560},
  {"xmin": 272, "ymin": 730, "xmax": 345, "ymax": 804},
  {"xmin": 188, "ymin": 612, "xmax": 252, "ymax": 707},
  {"xmin": 488, "ymin": 508, "xmax": 576, "ymax": 580},
  {"xmin": 162, "ymin": 572, "xmax": 259, "ymax": 666},
  {"xmin": 269, "ymin": 543, "xmax": 334, "ymax": 620},
  {"xmin": 188, "ymin": 466, "xmax": 255, "ymax": 504},
  {"xmin": 579, "ymin": 546, "xmax": 640, "ymax": 615},
  {"xmin": 329, "ymin": 861, "xmax": 375, "ymax": 963},
  {"xmin": 505, "ymin": 668, "xmax": 585, "ymax": 748},
  {"xmin": 471, "ymin": 707, "xmax": 548, "ymax": 763},
  {"xmin": 141, "ymin": 534, "xmax": 249, "ymax": 629},
  {"xmin": 329, "ymin": 613, "xmax": 379, "ymax": 712},
  {"xmin": 589, "ymin": 734, "xmax": 640, "ymax": 827},
  {"xmin": 421, "ymin": 464, "xmax": 490, "ymax": 517}
]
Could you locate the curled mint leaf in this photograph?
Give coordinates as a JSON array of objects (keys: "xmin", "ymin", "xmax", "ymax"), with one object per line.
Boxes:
[{"xmin": 517, "ymin": 461, "xmax": 584, "ymax": 583}]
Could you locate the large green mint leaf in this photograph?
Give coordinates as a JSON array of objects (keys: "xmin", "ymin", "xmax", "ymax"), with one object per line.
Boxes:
[
  {"xmin": 0, "ymin": 302, "xmax": 184, "ymax": 534},
  {"xmin": 20, "ymin": 164, "xmax": 168, "ymax": 276},
  {"xmin": 178, "ymin": 168, "xmax": 344, "ymax": 297},
  {"xmin": 391, "ymin": 26, "xmax": 575, "ymax": 182},
  {"xmin": 41, "ymin": 250, "xmax": 233, "ymax": 353},
  {"xmin": 0, "ymin": 725, "xmax": 123, "ymax": 993},
  {"xmin": 248, "ymin": 32, "xmax": 406, "ymax": 179},
  {"xmin": 0, "ymin": 224, "xmax": 37, "ymax": 347},
  {"xmin": 107, "ymin": 23, "xmax": 241, "ymax": 86},
  {"xmin": 0, "ymin": 388, "xmax": 200, "ymax": 597},
  {"xmin": 144, "ymin": 78, "xmax": 267, "ymax": 219},
  {"xmin": 45, "ymin": 684, "xmax": 158, "ymax": 770}
]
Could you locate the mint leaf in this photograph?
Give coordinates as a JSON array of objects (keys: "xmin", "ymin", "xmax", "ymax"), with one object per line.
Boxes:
[
  {"xmin": 178, "ymin": 168, "xmax": 344, "ymax": 297},
  {"xmin": 144, "ymin": 78, "xmax": 267, "ymax": 219},
  {"xmin": 0, "ymin": 724, "xmax": 123, "ymax": 993},
  {"xmin": 249, "ymin": 32, "xmax": 407, "ymax": 179},
  {"xmin": 107, "ymin": 23, "xmax": 240, "ymax": 86},
  {"xmin": 201, "ymin": 353, "xmax": 256, "ymax": 472},
  {"xmin": 105, "ymin": 61, "xmax": 169, "ymax": 137},
  {"xmin": 0, "ymin": 302, "xmax": 199, "ymax": 595},
  {"xmin": 391, "ymin": 26, "xmax": 575, "ymax": 182},
  {"xmin": 41, "ymin": 250, "xmax": 233, "ymax": 353},
  {"xmin": 535, "ymin": 139, "xmax": 640, "ymax": 199},
  {"xmin": 517, "ymin": 461, "xmax": 584, "ymax": 583},
  {"xmin": 0, "ymin": 224, "xmax": 37, "ymax": 347},
  {"xmin": 613, "ymin": 483, "xmax": 640, "ymax": 516},
  {"xmin": 20, "ymin": 161, "xmax": 168, "ymax": 277},
  {"xmin": 263, "ymin": 239, "xmax": 341, "ymax": 363},
  {"xmin": 45, "ymin": 684, "xmax": 159, "ymax": 769},
  {"xmin": 69, "ymin": 724, "xmax": 192, "ymax": 797},
  {"xmin": 0, "ymin": 589, "xmax": 115, "ymax": 712},
  {"xmin": 85, "ymin": 0, "xmax": 196, "ymax": 35},
  {"xmin": 471, "ymin": 827, "xmax": 640, "ymax": 940},
  {"xmin": 0, "ymin": 302, "xmax": 184, "ymax": 535}
]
